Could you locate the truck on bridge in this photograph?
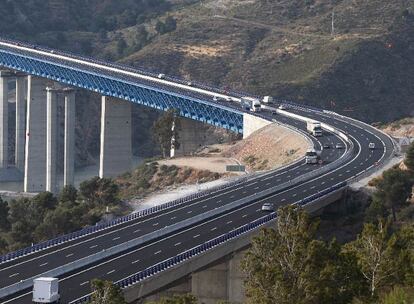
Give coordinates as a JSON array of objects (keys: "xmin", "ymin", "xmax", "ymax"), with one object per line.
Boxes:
[{"xmin": 241, "ymin": 97, "xmax": 261, "ymax": 112}]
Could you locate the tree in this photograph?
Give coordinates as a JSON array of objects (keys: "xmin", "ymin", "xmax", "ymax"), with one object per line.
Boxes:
[
  {"xmin": 241, "ymin": 205, "xmax": 362, "ymax": 304},
  {"xmin": 152, "ymin": 109, "xmax": 180, "ymax": 158},
  {"xmin": 372, "ymin": 168, "xmax": 412, "ymax": 221},
  {"xmin": 405, "ymin": 142, "xmax": 414, "ymax": 173},
  {"xmin": 79, "ymin": 177, "xmax": 120, "ymax": 207},
  {"xmin": 89, "ymin": 279, "xmax": 126, "ymax": 304},
  {"xmin": 59, "ymin": 185, "xmax": 78, "ymax": 206},
  {"xmin": 117, "ymin": 38, "xmax": 127, "ymax": 56},
  {"xmin": 0, "ymin": 198, "xmax": 10, "ymax": 231},
  {"xmin": 147, "ymin": 294, "xmax": 198, "ymax": 304},
  {"xmin": 164, "ymin": 16, "xmax": 177, "ymax": 32},
  {"xmin": 381, "ymin": 286, "xmax": 414, "ymax": 304},
  {"xmin": 345, "ymin": 220, "xmax": 406, "ymax": 298}
]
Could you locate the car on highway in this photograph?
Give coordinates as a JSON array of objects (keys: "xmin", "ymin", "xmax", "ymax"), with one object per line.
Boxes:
[
  {"xmin": 278, "ymin": 104, "xmax": 288, "ymax": 110},
  {"xmin": 271, "ymin": 110, "xmax": 277, "ymax": 115},
  {"xmin": 323, "ymin": 144, "xmax": 330, "ymax": 149},
  {"xmin": 157, "ymin": 73, "xmax": 165, "ymax": 79},
  {"xmin": 261, "ymin": 202, "xmax": 275, "ymax": 212},
  {"xmin": 369, "ymin": 142, "xmax": 376, "ymax": 149},
  {"xmin": 335, "ymin": 143, "xmax": 344, "ymax": 149}
]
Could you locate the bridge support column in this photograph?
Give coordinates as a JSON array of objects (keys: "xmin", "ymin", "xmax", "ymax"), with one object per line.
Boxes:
[
  {"xmin": 191, "ymin": 262, "xmax": 229, "ymax": 304},
  {"xmin": 0, "ymin": 71, "xmax": 11, "ymax": 168},
  {"xmin": 63, "ymin": 90, "xmax": 75, "ymax": 187},
  {"xmin": 99, "ymin": 96, "xmax": 132, "ymax": 178},
  {"xmin": 24, "ymin": 76, "xmax": 47, "ymax": 192},
  {"xmin": 15, "ymin": 76, "xmax": 27, "ymax": 171},
  {"xmin": 46, "ymin": 87, "xmax": 58, "ymax": 193},
  {"xmin": 170, "ymin": 118, "xmax": 212, "ymax": 158}
]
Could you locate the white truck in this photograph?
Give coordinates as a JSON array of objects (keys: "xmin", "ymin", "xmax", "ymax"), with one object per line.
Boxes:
[
  {"xmin": 241, "ymin": 97, "xmax": 261, "ymax": 112},
  {"xmin": 305, "ymin": 148, "xmax": 322, "ymax": 164},
  {"xmin": 307, "ymin": 121, "xmax": 323, "ymax": 137},
  {"xmin": 33, "ymin": 277, "xmax": 60, "ymax": 303},
  {"xmin": 262, "ymin": 96, "xmax": 273, "ymax": 104}
]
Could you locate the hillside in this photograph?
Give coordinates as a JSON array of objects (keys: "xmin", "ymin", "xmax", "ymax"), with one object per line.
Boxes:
[{"xmin": 0, "ymin": 0, "xmax": 413, "ymax": 163}]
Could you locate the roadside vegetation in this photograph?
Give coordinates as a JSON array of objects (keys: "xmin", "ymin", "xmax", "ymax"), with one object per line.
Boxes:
[{"xmin": 0, "ymin": 177, "xmax": 123, "ymax": 254}]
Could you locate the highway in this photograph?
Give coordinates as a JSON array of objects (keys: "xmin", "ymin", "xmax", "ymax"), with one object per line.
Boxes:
[
  {"xmin": 1, "ymin": 107, "xmax": 393, "ymax": 304},
  {"xmin": 0, "ymin": 117, "xmax": 344, "ymax": 288},
  {"xmin": 0, "ymin": 39, "xmax": 395, "ymax": 304}
]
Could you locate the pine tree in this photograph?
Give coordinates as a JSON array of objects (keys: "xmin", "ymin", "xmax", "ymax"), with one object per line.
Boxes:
[{"xmin": 405, "ymin": 142, "xmax": 414, "ymax": 172}]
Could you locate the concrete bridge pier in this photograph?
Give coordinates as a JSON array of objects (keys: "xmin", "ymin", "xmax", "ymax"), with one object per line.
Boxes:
[
  {"xmin": 63, "ymin": 89, "xmax": 75, "ymax": 187},
  {"xmin": 24, "ymin": 76, "xmax": 48, "ymax": 192},
  {"xmin": 99, "ymin": 96, "xmax": 132, "ymax": 178},
  {"xmin": 15, "ymin": 76, "xmax": 27, "ymax": 171},
  {"xmin": 0, "ymin": 70, "xmax": 13, "ymax": 168},
  {"xmin": 46, "ymin": 87, "xmax": 59, "ymax": 193}
]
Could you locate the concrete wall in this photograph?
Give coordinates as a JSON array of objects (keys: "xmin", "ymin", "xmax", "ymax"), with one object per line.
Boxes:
[{"xmin": 243, "ymin": 114, "xmax": 272, "ymax": 139}]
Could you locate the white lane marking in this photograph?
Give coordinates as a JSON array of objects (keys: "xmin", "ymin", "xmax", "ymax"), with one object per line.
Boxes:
[
  {"xmin": 39, "ymin": 262, "xmax": 48, "ymax": 267},
  {"xmin": 80, "ymin": 281, "xmax": 89, "ymax": 286},
  {"xmin": 281, "ymin": 198, "xmax": 286, "ymax": 202},
  {"xmin": 66, "ymin": 253, "xmax": 74, "ymax": 258},
  {"xmin": 154, "ymin": 250, "xmax": 162, "ymax": 255},
  {"xmin": 112, "ymin": 236, "xmax": 120, "ymax": 241},
  {"xmin": 310, "ymin": 185, "xmax": 316, "ymax": 189},
  {"xmin": 174, "ymin": 242, "xmax": 181, "ymax": 247},
  {"xmin": 256, "ymin": 208, "xmax": 261, "ymax": 212},
  {"xmin": 153, "ymin": 222, "xmax": 159, "ymax": 226},
  {"xmin": 226, "ymin": 220, "xmax": 233, "ymax": 224},
  {"xmin": 9, "ymin": 273, "xmax": 19, "ymax": 278},
  {"xmin": 89, "ymin": 245, "xmax": 98, "ymax": 249},
  {"xmin": 217, "ymin": 200, "xmax": 222, "ymax": 203},
  {"xmin": 266, "ymin": 182, "xmax": 271, "ymax": 186},
  {"xmin": 132, "ymin": 259, "xmax": 140, "ymax": 264},
  {"xmin": 193, "ymin": 234, "xmax": 200, "ymax": 238},
  {"xmin": 211, "ymin": 227, "xmax": 217, "ymax": 231},
  {"xmin": 187, "ymin": 210, "xmax": 193, "ymax": 214},
  {"xmin": 170, "ymin": 216, "xmax": 176, "ymax": 220},
  {"xmin": 292, "ymin": 193, "xmax": 297, "ymax": 197},
  {"xmin": 254, "ymin": 186, "xmax": 260, "ymax": 190},
  {"xmin": 242, "ymin": 214, "xmax": 248, "ymax": 218},
  {"xmin": 230, "ymin": 195, "xmax": 235, "ymax": 198},
  {"xmin": 202, "ymin": 205, "xmax": 207, "ymax": 208},
  {"xmin": 133, "ymin": 229, "xmax": 141, "ymax": 233},
  {"xmin": 107, "ymin": 270, "xmax": 115, "ymax": 275}
]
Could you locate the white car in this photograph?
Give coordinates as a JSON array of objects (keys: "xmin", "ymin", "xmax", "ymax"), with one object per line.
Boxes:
[
  {"xmin": 158, "ymin": 73, "xmax": 165, "ymax": 79},
  {"xmin": 261, "ymin": 203, "xmax": 275, "ymax": 212},
  {"xmin": 278, "ymin": 104, "xmax": 288, "ymax": 110},
  {"xmin": 369, "ymin": 142, "xmax": 375, "ymax": 150},
  {"xmin": 335, "ymin": 143, "xmax": 344, "ymax": 149}
]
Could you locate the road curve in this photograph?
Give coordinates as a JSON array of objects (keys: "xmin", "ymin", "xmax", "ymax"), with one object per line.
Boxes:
[{"xmin": 0, "ymin": 39, "xmax": 395, "ymax": 304}]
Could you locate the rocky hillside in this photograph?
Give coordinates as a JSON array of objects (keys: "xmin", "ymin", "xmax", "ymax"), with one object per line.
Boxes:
[{"xmin": 1, "ymin": 0, "xmax": 413, "ymax": 158}]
